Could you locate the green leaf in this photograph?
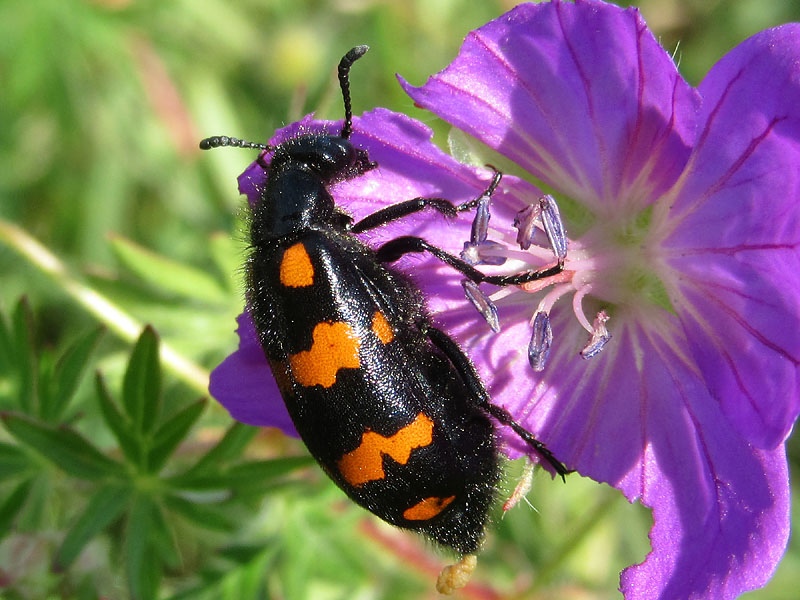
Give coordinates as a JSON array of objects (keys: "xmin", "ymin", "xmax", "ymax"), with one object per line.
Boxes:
[
  {"xmin": 182, "ymin": 422, "xmax": 257, "ymax": 477},
  {"xmin": 122, "ymin": 326, "xmax": 161, "ymax": 435},
  {"xmin": 149, "ymin": 500, "xmax": 181, "ymax": 569},
  {"xmin": 163, "ymin": 493, "xmax": 234, "ymax": 532},
  {"xmin": 0, "ymin": 478, "xmax": 34, "ymax": 540},
  {"xmin": 53, "ymin": 483, "xmax": 131, "ymax": 571},
  {"xmin": 2, "ymin": 413, "xmax": 122, "ymax": 480},
  {"xmin": 125, "ymin": 495, "xmax": 160, "ymax": 600},
  {"xmin": 95, "ymin": 372, "xmax": 142, "ymax": 466},
  {"xmin": 11, "ymin": 298, "xmax": 36, "ymax": 413},
  {"xmin": 42, "ymin": 327, "xmax": 103, "ymax": 422},
  {"xmin": 0, "ymin": 308, "xmax": 14, "ymax": 389},
  {"xmin": 147, "ymin": 399, "xmax": 205, "ymax": 473},
  {"xmin": 110, "ymin": 234, "xmax": 229, "ymax": 304},
  {"xmin": 168, "ymin": 456, "xmax": 312, "ymax": 492},
  {"xmin": 0, "ymin": 441, "xmax": 33, "ymax": 479}
]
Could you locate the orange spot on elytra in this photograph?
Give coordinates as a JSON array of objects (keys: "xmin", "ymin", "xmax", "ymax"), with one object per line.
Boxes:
[
  {"xmin": 338, "ymin": 413, "xmax": 434, "ymax": 487},
  {"xmin": 371, "ymin": 311, "xmax": 394, "ymax": 344},
  {"xmin": 289, "ymin": 321, "xmax": 360, "ymax": 388},
  {"xmin": 403, "ymin": 496, "xmax": 456, "ymax": 521},
  {"xmin": 280, "ymin": 242, "xmax": 314, "ymax": 287}
]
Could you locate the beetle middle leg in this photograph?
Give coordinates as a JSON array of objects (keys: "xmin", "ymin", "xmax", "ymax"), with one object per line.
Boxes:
[{"xmin": 376, "ymin": 236, "xmax": 563, "ymax": 286}]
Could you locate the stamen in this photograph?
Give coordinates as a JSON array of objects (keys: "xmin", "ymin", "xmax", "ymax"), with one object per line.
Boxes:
[
  {"xmin": 460, "ymin": 189, "xmax": 506, "ymax": 266},
  {"xmin": 580, "ymin": 310, "xmax": 611, "ymax": 359},
  {"xmin": 539, "ymin": 195, "xmax": 567, "ymax": 262},
  {"xmin": 462, "ymin": 280, "xmax": 500, "ymax": 333},
  {"xmin": 572, "ymin": 287, "xmax": 595, "ymax": 333},
  {"xmin": 471, "ymin": 193, "xmax": 491, "ymax": 243},
  {"xmin": 528, "ymin": 311, "xmax": 553, "ymax": 371},
  {"xmin": 514, "ymin": 203, "xmax": 540, "ymax": 250}
]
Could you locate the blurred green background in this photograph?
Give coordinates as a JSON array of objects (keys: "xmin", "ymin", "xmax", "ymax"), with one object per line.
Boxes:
[{"xmin": 1, "ymin": 0, "xmax": 799, "ymax": 598}]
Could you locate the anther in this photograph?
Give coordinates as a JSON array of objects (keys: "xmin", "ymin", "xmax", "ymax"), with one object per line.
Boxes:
[
  {"xmin": 462, "ymin": 280, "xmax": 500, "ymax": 333},
  {"xmin": 580, "ymin": 310, "xmax": 611, "ymax": 359},
  {"xmin": 514, "ymin": 203, "xmax": 539, "ymax": 250},
  {"xmin": 528, "ymin": 311, "xmax": 553, "ymax": 371},
  {"xmin": 460, "ymin": 182, "xmax": 507, "ymax": 266},
  {"xmin": 470, "ymin": 193, "xmax": 491, "ymax": 243},
  {"xmin": 539, "ymin": 195, "xmax": 568, "ymax": 263}
]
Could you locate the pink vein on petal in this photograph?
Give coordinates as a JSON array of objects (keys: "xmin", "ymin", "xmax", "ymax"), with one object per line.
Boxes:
[
  {"xmin": 554, "ymin": 0, "xmax": 609, "ymax": 201},
  {"xmin": 667, "ymin": 242, "xmax": 798, "ymax": 256},
  {"xmin": 682, "ymin": 277, "xmax": 800, "ymax": 365},
  {"xmin": 668, "ymin": 283, "xmax": 768, "ymax": 418},
  {"xmin": 668, "ymin": 116, "xmax": 784, "ymax": 232},
  {"xmin": 466, "ymin": 29, "xmax": 594, "ymax": 195},
  {"xmin": 617, "ymin": 15, "xmax": 648, "ymax": 205}
]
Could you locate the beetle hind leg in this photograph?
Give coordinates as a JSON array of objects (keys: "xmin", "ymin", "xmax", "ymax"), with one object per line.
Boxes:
[{"xmin": 422, "ymin": 324, "xmax": 570, "ymax": 480}]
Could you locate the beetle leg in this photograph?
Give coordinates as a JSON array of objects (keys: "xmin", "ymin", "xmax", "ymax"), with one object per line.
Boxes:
[
  {"xmin": 422, "ymin": 324, "xmax": 570, "ymax": 480},
  {"xmin": 349, "ymin": 170, "xmax": 502, "ymax": 234},
  {"xmin": 376, "ymin": 236, "xmax": 562, "ymax": 286}
]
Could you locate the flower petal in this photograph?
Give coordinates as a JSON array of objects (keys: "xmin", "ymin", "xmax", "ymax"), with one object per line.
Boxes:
[
  {"xmin": 400, "ymin": 0, "xmax": 699, "ymax": 211},
  {"xmin": 208, "ymin": 312, "xmax": 298, "ymax": 436},
  {"xmin": 441, "ymin": 303, "xmax": 789, "ymax": 600},
  {"xmin": 618, "ymin": 328, "xmax": 789, "ymax": 600},
  {"xmin": 662, "ymin": 24, "xmax": 800, "ymax": 448}
]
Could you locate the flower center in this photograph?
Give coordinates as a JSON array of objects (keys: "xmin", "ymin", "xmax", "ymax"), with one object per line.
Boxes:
[{"xmin": 465, "ymin": 194, "xmax": 672, "ymax": 370}]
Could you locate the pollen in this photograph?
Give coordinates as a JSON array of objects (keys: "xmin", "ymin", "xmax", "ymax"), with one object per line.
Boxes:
[
  {"xmin": 338, "ymin": 412, "xmax": 434, "ymax": 487},
  {"xmin": 280, "ymin": 242, "xmax": 314, "ymax": 287},
  {"xmin": 288, "ymin": 321, "xmax": 360, "ymax": 388},
  {"xmin": 371, "ymin": 310, "xmax": 394, "ymax": 344},
  {"xmin": 403, "ymin": 495, "xmax": 456, "ymax": 521},
  {"xmin": 436, "ymin": 554, "xmax": 477, "ymax": 595}
]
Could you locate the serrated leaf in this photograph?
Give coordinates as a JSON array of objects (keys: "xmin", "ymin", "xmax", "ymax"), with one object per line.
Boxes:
[
  {"xmin": 110, "ymin": 235, "xmax": 228, "ymax": 304},
  {"xmin": 163, "ymin": 493, "xmax": 234, "ymax": 532},
  {"xmin": 2, "ymin": 413, "xmax": 122, "ymax": 480},
  {"xmin": 0, "ymin": 441, "xmax": 33, "ymax": 479},
  {"xmin": 182, "ymin": 422, "xmax": 257, "ymax": 477},
  {"xmin": 95, "ymin": 372, "xmax": 143, "ymax": 466},
  {"xmin": 11, "ymin": 298, "xmax": 36, "ymax": 413},
  {"xmin": 0, "ymin": 478, "xmax": 34, "ymax": 540},
  {"xmin": 147, "ymin": 399, "xmax": 205, "ymax": 473},
  {"xmin": 168, "ymin": 456, "xmax": 312, "ymax": 492},
  {"xmin": 53, "ymin": 483, "xmax": 130, "ymax": 570},
  {"xmin": 122, "ymin": 326, "xmax": 161, "ymax": 435},
  {"xmin": 126, "ymin": 495, "xmax": 160, "ymax": 600},
  {"xmin": 42, "ymin": 327, "xmax": 104, "ymax": 422}
]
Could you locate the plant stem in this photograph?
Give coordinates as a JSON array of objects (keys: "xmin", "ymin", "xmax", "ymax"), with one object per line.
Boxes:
[{"xmin": 0, "ymin": 219, "xmax": 209, "ymax": 394}]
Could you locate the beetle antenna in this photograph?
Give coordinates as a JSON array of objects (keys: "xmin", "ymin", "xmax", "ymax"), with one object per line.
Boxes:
[
  {"xmin": 199, "ymin": 136, "xmax": 273, "ymax": 151},
  {"xmin": 338, "ymin": 45, "xmax": 369, "ymax": 140}
]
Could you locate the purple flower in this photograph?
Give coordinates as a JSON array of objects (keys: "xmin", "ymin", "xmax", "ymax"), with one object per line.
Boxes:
[{"xmin": 210, "ymin": 1, "xmax": 800, "ymax": 598}]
